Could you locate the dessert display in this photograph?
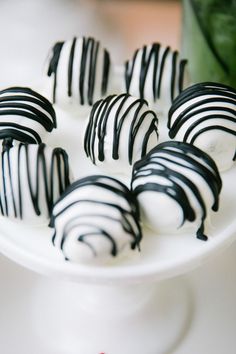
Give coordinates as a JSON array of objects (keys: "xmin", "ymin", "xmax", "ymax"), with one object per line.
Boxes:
[
  {"xmin": 83, "ymin": 93, "xmax": 159, "ymax": 174},
  {"xmin": 44, "ymin": 36, "xmax": 111, "ymax": 109},
  {"xmin": 168, "ymin": 82, "xmax": 236, "ymax": 171},
  {"xmin": 0, "ymin": 34, "xmax": 235, "ymax": 269},
  {"xmin": 0, "ymin": 143, "xmax": 71, "ymax": 224},
  {"xmin": 0, "ymin": 87, "xmax": 57, "ymax": 144},
  {"xmin": 51, "ymin": 175, "xmax": 142, "ymax": 263},
  {"xmin": 123, "ymin": 43, "xmax": 188, "ymax": 111},
  {"xmin": 131, "ymin": 141, "xmax": 222, "ymax": 241}
]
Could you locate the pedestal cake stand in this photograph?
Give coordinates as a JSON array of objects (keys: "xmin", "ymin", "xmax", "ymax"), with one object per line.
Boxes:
[{"xmin": 0, "ymin": 108, "xmax": 235, "ymax": 354}]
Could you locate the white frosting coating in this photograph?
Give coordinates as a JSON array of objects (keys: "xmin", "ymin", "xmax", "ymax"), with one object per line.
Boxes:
[
  {"xmin": 0, "ymin": 87, "xmax": 56, "ymax": 144},
  {"xmin": 0, "ymin": 143, "xmax": 71, "ymax": 224},
  {"xmin": 44, "ymin": 36, "xmax": 112, "ymax": 110},
  {"xmin": 83, "ymin": 93, "xmax": 159, "ymax": 175},
  {"xmin": 51, "ymin": 175, "xmax": 142, "ymax": 264},
  {"xmin": 168, "ymin": 83, "xmax": 236, "ymax": 171},
  {"xmin": 131, "ymin": 141, "xmax": 222, "ymax": 240},
  {"xmin": 123, "ymin": 43, "xmax": 188, "ymax": 113}
]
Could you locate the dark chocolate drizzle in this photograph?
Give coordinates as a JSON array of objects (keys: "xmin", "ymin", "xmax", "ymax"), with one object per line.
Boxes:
[
  {"xmin": 0, "ymin": 143, "xmax": 70, "ymax": 219},
  {"xmin": 47, "ymin": 41, "xmax": 64, "ymax": 103},
  {"xmin": 51, "ymin": 175, "xmax": 142, "ymax": 260},
  {"xmin": 125, "ymin": 43, "xmax": 187, "ymax": 102},
  {"xmin": 47, "ymin": 37, "xmax": 110, "ymax": 106},
  {"xmin": 131, "ymin": 141, "xmax": 222, "ymax": 241},
  {"xmin": 168, "ymin": 83, "xmax": 236, "ymax": 156},
  {"xmin": 0, "ymin": 87, "xmax": 57, "ymax": 144},
  {"xmin": 84, "ymin": 93, "xmax": 158, "ymax": 166}
]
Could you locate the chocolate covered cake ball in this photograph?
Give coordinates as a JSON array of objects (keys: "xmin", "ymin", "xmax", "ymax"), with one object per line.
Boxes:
[
  {"xmin": 123, "ymin": 43, "xmax": 188, "ymax": 112},
  {"xmin": 168, "ymin": 82, "xmax": 236, "ymax": 171},
  {"xmin": 131, "ymin": 141, "xmax": 222, "ymax": 240},
  {"xmin": 45, "ymin": 36, "xmax": 111, "ymax": 109},
  {"xmin": 0, "ymin": 143, "xmax": 70, "ymax": 224},
  {"xmin": 51, "ymin": 175, "xmax": 142, "ymax": 263},
  {"xmin": 84, "ymin": 93, "xmax": 159, "ymax": 175}
]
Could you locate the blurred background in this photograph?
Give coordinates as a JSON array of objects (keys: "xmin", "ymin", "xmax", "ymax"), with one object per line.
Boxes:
[{"xmin": 0, "ymin": 0, "xmax": 181, "ymax": 87}]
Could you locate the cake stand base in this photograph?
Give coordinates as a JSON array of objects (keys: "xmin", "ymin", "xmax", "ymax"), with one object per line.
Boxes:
[{"xmin": 30, "ymin": 276, "xmax": 193, "ymax": 354}]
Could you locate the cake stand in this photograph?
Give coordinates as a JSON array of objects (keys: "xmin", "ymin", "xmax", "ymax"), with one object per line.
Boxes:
[{"xmin": 0, "ymin": 107, "xmax": 235, "ymax": 354}]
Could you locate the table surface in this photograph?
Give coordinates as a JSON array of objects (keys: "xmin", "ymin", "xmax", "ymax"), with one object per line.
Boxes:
[{"xmin": 0, "ymin": 1, "xmax": 235, "ymax": 353}]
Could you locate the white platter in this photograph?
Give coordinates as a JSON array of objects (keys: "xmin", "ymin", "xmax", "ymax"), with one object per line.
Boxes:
[{"xmin": 0, "ymin": 106, "xmax": 235, "ymax": 285}]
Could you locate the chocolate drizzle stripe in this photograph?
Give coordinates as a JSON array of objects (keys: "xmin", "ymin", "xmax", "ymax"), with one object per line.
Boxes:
[
  {"xmin": 170, "ymin": 111, "xmax": 236, "ymax": 139},
  {"xmin": 47, "ymin": 42, "xmax": 64, "ymax": 104},
  {"xmin": 142, "ymin": 151, "xmax": 221, "ymax": 210},
  {"xmin": 169, "ymin": 82, "xmax": 236, "ymax": 119},
  {"xmin": 84, "ymin": 94, "xmax": 158, "ymax": 165},
  {"xmin": 139, "ymin": 44, "xmax": 160, "ymax": 100},
  {"xmin": 132, "ymin": 141, "xmax": 222, "ymax": 240},
  {"xmin": 169, "ymin": 103, "xmax": 236, "ymax": 132},
  {"xmin": 54, "ymin": 199, "xmax": 139, "ymax": 236},
  {"xmin": 112, "ymin": 95, "xmax": 134, "ymax": 160},
  {"xmin": 84, "ymin": 99, "xmax": 104, "ymax": 163},
  {"xmin": 169, "ymin": 92, "xmax": 236, "ymax": 120},
  {"xmin": 0, "ymin": 124, "xmax": 42, "ymax": 143},
  {"xmin": 183, "ymin": 115, "xmax": 236, "ymax": 142},
  {"xmin": 47, "ymin": 37, "xmax": 110, "ymax": 106},
  {"xmin": 0, "ymin": 87, "xmax": 56, "ymax": 144},
  {"xmin": 52, "ymin": 174, "xmax": 140, "ymax": 213},
  {"xmin": 102, "ymin": 50, "xmax": 110, "ymax": 95},
  {"xmin": 125, "ymin": 43, "xmax": 185, "ymax": 102},
  {"xmin": 68, "ymin": 37, "xmax": 77, "ymax": 97},
  {"xmin": 125, "ymin": 50, "xmax": 138, "ymax": 94},
  {"xmin": 190, "ymin": 125, "xmax": 236, "ymax": 145},
  {"xmin": 0, "ymin": 95, "xmax": 56, "ymax": 125},
  {"xmin": 88, "ymin": 40, "xmax": 99, "ymax": 105},
  {"xmin": 79, "ymin": 37, "xmax": 87, "ymax": 105},
  {"xmin": 0, "ymin": 86, "xmax": 57, "ymax": 109},
  {"xmin": 168, "ymin": 83, "xmax": 236, "ymax": 145},
  {"xmin": 60, "ymin": 221, "xmax": 119, "ymax": 258},
  {"xmin": 51, "ymin": 175, "xmax": 142, "ymax": 260},
  {"xmin": 156, "ymin": 46, "xmax": 170, "ymax": 98},
  {"xmin": 0, "ymin": 143, "xmax": 71, "ymax": 219},
  {"xmin": 0, "ymin": 104, "xmax": 54, "ymax": 131},
  {"xmin": 1, "ymin": 151, "xmax": 9, "ymax": 216},
  {"xmin": 178, "ymin": 59, "xmax": 188, "ymax": 94},
  {"xmin": 17, "ymin": 143, "xmax": 23, "ymax": 219},
  {"xmin": 168, "ymin": 98, "xmax": 236, "ymax": 130},
  {"xmin": 171, "ymin": 51, "xmax": 178, "ymax": 101}
]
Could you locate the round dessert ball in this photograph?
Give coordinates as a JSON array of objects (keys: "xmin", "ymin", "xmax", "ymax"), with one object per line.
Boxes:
[
  {"xmin": 0, "ymin": 143, "xmax": 71, "ymax": 224},
  {"xmin": 0, "ymin": 87, "xmax": 56, "ymax": 144},
  {"xmin": 168, "ymin": 82, "xmax": 236, "ymax": 171},
  {"xmin": 131, "ymin": 141, "xmax": 222, "ymax": 240},
  {"xmin": 123, "ymin": 43, "xmax": 188, "ymax": 113},
  {"xmin": 83, "ymin": 93, "xmax": 159, "ymax": 175},
  {"xmin": 44, "ymin": 36, "xmax": 112, "ymax": 109},
  {"xmin": 51, "ymin": 175, "xmax": 142, "ymax": 264}
]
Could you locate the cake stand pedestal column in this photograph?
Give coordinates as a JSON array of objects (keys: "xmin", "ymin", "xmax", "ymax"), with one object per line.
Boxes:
[{"xmin": 30, "ymin": 276, "xmax": 193, "ymax": 354}]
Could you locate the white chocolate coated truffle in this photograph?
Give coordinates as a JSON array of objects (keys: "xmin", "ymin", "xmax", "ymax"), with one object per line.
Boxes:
[
  {"xmin": 84, "ymin": 93, "xmax": 159, "ymax": 175},
  {"xmin": 123, "ymin": 43, "xmax": 188, "ymax": 113},
  {"xmin": 131, "ymin": 141, "xmax": 222, "ymax": 240},
  {"xmin": 44, "ymin": 36, "xmax": 112, "ymax": 109},
  {"xmin": 168, "ymin": 82, "xmax": 236, "ymax": 171},
  {"xmin": 51, "ymin": 175, "xmax": 142, "ymax": 264},
  {"xmin": 0, "ymin": 87, "xmax": 56, "ymax": 144},
  {"xmin": 0, "ymin": 143, "xmax": 71, "ymax": 224}
]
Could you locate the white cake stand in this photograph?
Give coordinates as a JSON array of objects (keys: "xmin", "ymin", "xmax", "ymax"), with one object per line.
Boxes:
[{"xmin": 0, "ymin": 107, "xmax": 236, "ymax": 354}]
